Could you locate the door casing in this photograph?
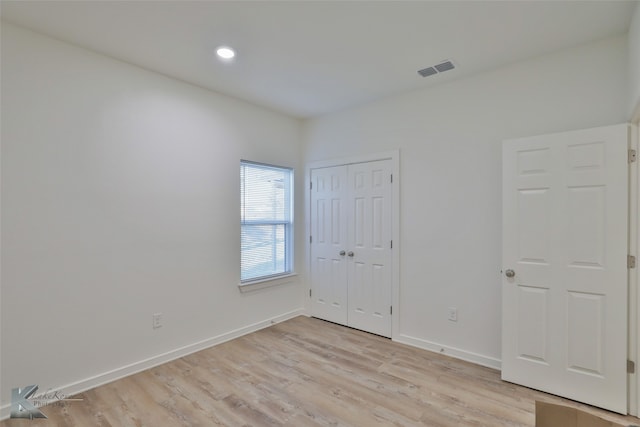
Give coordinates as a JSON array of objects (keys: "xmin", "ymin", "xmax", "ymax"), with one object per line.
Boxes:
[{"xmin": 631, "ymin": 121, "xmax": 639, "ymax": 417}]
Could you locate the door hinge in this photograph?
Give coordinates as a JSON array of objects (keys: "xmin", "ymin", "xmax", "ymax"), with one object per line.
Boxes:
[
  {"xmin": 310, "ymin": 181, "xmax": 313, "ymax": 190},
  {"xmin": 310, "ymin": 235, "xmax": 312, "ymax": 244},
  {"xmin": 309, "ymin": 289, "xmax": 312, "ymax": 298},
  {"xmin": 629, "ymin": 255, "xmax": 636, "ymax": 269},
  {"xmin": 629, "ymin": 149, "xmax": 637, "ymax": 163},
  {"xmin": 390, "ymin": 174, "xmax": 393, "ymax": 183},
  {"xmin": 390, "ymin": 306, "xmax": 393, "ymax": 315},
  {"xmin": 628, "ymin": 359, "xmax": 636, "ymax": 374},
  {"xmin": 390, "ymin": 240, "xmax": 393, "ymax": 249}
]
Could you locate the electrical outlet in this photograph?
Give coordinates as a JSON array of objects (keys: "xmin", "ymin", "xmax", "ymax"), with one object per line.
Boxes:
[
  {"xmin": 152, "ymin": 313, "xmax": 163, "ymax": 329},
  {"xmin": 447, "ymin": 307, "xmax": 458, "ymax": 322}
]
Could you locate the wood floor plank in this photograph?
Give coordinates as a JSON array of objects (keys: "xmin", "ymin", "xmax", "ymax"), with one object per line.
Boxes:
[{"xmin": 2, "ymin": 315, "xmax": 639, "ymax": 426}]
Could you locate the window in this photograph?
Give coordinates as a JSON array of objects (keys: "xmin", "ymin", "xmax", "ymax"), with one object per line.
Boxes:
[{"xmin": 240, "ymin": 161, "xmax": 293, "ymax": 283}]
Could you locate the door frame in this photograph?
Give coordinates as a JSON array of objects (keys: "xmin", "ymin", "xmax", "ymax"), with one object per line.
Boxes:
[
  {"xmin": 632, "ymin": 116, "xmax": 640, "ymax": 416},
  {"xmin": 304, "ymin": 150, "xmax": 400, "ymax": 338}
]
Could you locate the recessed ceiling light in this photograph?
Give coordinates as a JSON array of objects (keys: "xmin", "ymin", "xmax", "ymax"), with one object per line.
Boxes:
[{"xmin": 216, "ymin": 46, "xmax": 235, "ymax": 60}]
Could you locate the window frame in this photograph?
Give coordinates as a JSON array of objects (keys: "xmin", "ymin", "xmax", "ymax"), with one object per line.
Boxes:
[{"xmin": 240, "ymin": 160, "xmax": 294, "ymax": 285}]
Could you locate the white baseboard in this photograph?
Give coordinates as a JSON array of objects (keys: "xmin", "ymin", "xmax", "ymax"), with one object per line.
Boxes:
[
  {"xmin": 395, "ymin": 333, "xmax": 502, "ymax": 371},
  {"xmin": 1, "ymin": 308, "xmax": 304, "ymax": 420}
]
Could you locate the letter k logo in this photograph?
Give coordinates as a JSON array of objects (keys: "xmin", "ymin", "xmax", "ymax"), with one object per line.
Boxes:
[{"xmin": 10, "ymin": 385, "xmax": 47, "ymax": 419}]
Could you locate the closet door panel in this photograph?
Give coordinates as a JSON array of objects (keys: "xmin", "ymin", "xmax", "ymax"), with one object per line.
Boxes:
[
  {"xmin": 347, "ymin": 160, "xmax": 393, "ymax": 337},
  {"xmin": 310, "ymin": 166, "xmax": 348, "ymax": 324}
]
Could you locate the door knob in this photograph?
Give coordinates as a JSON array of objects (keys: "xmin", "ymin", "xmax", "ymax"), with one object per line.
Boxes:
[
  {"xmin": 505, "ymin": 269, "xmax": 515, "ymax": 278},
  {"xmin": 347, "ymin": 251, "xmax": 354, "ymax": 257},
  {"xmin": 339, "ymin": 250, "xmax": 346, "ymax": 256}
]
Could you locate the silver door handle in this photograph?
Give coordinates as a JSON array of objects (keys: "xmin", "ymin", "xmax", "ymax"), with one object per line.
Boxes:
[
  {"xmin": 339, "ymin": 250, "xmax": 346, "ymax": 256},
  {"xmin": 505, "ymin": 269, "xmax": 515, "ymax": 278},
  {"xmin": 347, "ymin": 251, "xmax": 354, "ymax": 257}
]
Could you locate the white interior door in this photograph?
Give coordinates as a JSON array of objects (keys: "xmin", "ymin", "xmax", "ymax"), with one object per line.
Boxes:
[
  {"xmin": 347, "ymin": 160, "xmax": 393, "ymax": 337},
  {"xmin": 310, "ymin": 159, "xmax": 393, "ymax": 337},
  {"xmin": 310, "ymin": 166, "xmax": 348, "ymax": 325},
  {"xmin": 502, "ymin": 124, "xmax": 629, "ymax": 414}
]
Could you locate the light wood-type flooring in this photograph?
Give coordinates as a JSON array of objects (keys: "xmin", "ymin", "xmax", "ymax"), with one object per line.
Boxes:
[{"xmin": 2, "ymin": 315, "xmax": 639, "ymax": 426}]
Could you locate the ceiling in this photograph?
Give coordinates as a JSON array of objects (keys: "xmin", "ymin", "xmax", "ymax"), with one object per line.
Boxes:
[{"xmin": 1, "ymin": 1, "xmax": 637, "ymax": 118}]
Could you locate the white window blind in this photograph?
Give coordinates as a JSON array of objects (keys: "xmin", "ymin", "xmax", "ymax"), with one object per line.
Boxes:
[{"xmin": 240, "ymin": 161, "xmax": 293, "ymax": 283}]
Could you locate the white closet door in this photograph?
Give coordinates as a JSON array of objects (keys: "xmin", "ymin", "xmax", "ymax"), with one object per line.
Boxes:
[
  {"xmin": 310, "ymin": 159, "xmax": 393, "ymax": 338},
  {"xmin": 347, "ymin": 160, "xmax": 393, "ymax": 337},
  {"xmin": 502, "ymin": 124, "xmax": 629, "ymax": 414},
  {"xmin": 310, "ymin": 166, "xmax": 348, "ymax": 324}
]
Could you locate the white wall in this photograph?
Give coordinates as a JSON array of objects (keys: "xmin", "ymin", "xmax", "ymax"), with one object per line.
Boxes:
[
  {"xmin": 0, "ymin": 22, "xmax": 305, "ymax": 408},
  {"xmin": 303, "ymin": 36, "xmax": 629, "ymax": 366},
  {"xmin": 630, "ymin": 2, "xmax": 640, "ymax": 120}
]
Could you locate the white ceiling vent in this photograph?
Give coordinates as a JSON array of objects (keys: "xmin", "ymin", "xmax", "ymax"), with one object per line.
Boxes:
[{"xmin": 418, "ymin": 60, "xmax": 455, "ymax": 78}]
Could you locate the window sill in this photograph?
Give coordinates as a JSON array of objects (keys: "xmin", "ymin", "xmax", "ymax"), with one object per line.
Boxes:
[{"xmin": 238, "ymin": 273, "xmax": 298, "ymax": 293}]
